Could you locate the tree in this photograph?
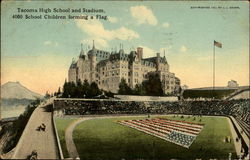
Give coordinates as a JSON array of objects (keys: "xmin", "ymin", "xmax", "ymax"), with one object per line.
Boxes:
[
  {"xmin": 61, "ymin": 79, "xmax": 103, "ymax": 98},
  {"xmin": 62, "ymin": 81, "xmax": 69, "ymax": 98},
  {"xmin": 104, "ymin": 91, "xmax": 114, "ymax": 98},
  {"xmin": 44, "ymin": 91, "xmax": 50, "ymax": 99},
  {"xmin": 118, "ymin": 78, "xmax": 132, "ymax": 95},
  {"xmin": 133, "ymin": 84, "xmax": 146, "ymax": 95},
  {"xmin": 142, "ymin": 72, "xmax": 164, "ymax": 96},
  {"xmin": 69, "ymin": 82, "xmax": 76, "ymax": 97},
  {"xmin": 88, "ymin": 82, "xmax": 101, "ymax": 98},
  {"xmin": 75, "ymin": 80, "xmax": 84, "ymax": 98},
  {"xmin": 57, "ymin": 87, "xmax": 61, "ymax": 95},
  {"xmin": 62, "ymin": 81, "xmax": 76, "ymax": 98},
  {"xmin": 82, "ymin": 79, "xmax": 90, "ymax": 98}
]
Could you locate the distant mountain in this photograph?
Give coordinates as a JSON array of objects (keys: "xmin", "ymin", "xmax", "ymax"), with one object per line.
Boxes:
[{"xmin": 1, "ymin": 81, "xmax": 43, "ymax": 100}]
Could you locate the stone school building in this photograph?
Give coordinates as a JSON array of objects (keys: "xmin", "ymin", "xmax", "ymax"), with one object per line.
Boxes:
[{"xmin": 68, "ymin": 43, "xmax": 180, "ymax": 94}]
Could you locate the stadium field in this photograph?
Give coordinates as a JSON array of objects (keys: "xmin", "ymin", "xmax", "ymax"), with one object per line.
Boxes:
[
  {"xmin": 64, "ymin": 115, "xmax": 236, "ymax": 160},
  {"xmin": 73, "ymin": 116, "xmax": 236, "ymax": 159}
]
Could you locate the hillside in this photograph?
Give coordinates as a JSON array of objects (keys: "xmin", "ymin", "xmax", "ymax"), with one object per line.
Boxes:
[{"xmin": 1, "ymin": 81, "xmax": 43, "ymax": 100}]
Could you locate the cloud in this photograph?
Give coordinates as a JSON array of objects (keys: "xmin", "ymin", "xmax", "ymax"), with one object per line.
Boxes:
[
  {"xmin": 130, "ymin": 6, "xmax": 158, "ymax": 26},
  {"xmin": 108, "ymin": 16, "xmax": 118, "ymax": 23},
  {"xmin": 180, "ymin": 46, "xmax": 187, "ymax": 52},
  {"xmin": 75, "ymin": 19, "xmax": 139, "ymax": 48},
  {"xmin": 159, "ymin": 47, "xmax": 172, "ymax": 55},
  {"xmin": 44, "ymin": 41, "xmax": 58, "ymax": 47},
  {"xmin": 136, "ymin": 46, "xmax": 171, "ymax": 58},
  {"xmin": 81, "ymin": 38, "xmax": 109, "ymax": 48},
  {"xmin": 138, "ymin": 46, "xmax": 157, "ymax": 58},
  {"xmin": 162, "ymin": 22, "xmax": 170, "ymax": 28}
]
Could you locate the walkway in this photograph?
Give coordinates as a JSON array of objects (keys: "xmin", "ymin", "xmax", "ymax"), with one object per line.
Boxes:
[{"xmin": 12, "ymin": 98, "xmax": 59, "ymax": 159}]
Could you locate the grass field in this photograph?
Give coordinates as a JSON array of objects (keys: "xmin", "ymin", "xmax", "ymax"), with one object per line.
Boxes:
[
  {"xmin": 55, "ymin": 117, "xmax": 77, "ymax": 158},
  {"xmin": 68, "ymin": 115, "xmax": 236, "ymax": 160}
]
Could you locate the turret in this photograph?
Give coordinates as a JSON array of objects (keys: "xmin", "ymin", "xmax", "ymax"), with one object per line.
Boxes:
[
  {"xmin": 92, "ymin": 40, "xmax": 95, "ymax": 49},
  {"xmin": 79, "ymin": 43, "xmax": 86, "ymax": 59},
  {"xmin": 156, "ymin": 52, "xmax": 160, "ymax": 71}
]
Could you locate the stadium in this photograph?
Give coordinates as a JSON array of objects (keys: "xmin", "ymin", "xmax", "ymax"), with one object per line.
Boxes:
[{"xmin": 53, "ymin": 87, "xmax": 250, "ymax": 160}]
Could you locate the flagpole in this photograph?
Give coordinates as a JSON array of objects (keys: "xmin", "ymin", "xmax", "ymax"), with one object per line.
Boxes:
[{"xmin": 213, "ymin": 41, "xmax": 215, "ymax": 97}]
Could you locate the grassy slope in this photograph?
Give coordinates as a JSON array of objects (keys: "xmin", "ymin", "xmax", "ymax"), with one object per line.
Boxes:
[
  {"xmin": 55, "ymin": 118, "xmax": 77, "ymax": 158},
  {"xmin": 73, "ymin": 116, "xmax": 236, "ymax": 160}
]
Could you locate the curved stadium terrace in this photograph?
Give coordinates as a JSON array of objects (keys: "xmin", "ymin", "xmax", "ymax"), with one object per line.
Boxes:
[{"xmin": 53, "ymin": 98, "xmax": 250, "ymax": 159}]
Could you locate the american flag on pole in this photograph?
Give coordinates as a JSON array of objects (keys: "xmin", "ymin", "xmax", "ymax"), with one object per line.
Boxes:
[{"xmin": 214, "ymin": 40, "xmax": 222, "ymax": 48}]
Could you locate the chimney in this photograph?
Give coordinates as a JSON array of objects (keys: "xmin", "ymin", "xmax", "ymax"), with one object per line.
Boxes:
[
  {"xmin": 156, "ymin": 52, "xmax": 160, "ymax": 58},
  {"xmin": 137, "ymin": 47, "xmax": 143, "ymax": 60}
]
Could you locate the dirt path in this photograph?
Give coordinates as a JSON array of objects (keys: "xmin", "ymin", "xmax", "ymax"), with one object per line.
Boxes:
[{"xmin": 65, "ymin": 118, "xmax": 92, "ymax": 158}]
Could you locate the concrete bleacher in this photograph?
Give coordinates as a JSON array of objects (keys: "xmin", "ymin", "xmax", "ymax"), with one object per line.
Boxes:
[
  {"xmin": 226, "ymin": 86, "xmax": 249, "ymax": 100},
  {"xmin": 235, "ymin": 117, "xmax": 250, "ymax": 138},
  {"xmin": 54, "ymin": 99, "xmax": 249, "ymax": 130}
]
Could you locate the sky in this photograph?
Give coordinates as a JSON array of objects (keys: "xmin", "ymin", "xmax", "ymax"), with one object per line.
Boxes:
[{"xmin": 1, "ymin": 1, "xmax": 249, "ymax": 95}]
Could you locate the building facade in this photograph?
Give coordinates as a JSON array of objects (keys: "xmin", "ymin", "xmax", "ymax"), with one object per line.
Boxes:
[{"xmin": 68, "ymin": 43, "xmax": 180, "ymax": 94}]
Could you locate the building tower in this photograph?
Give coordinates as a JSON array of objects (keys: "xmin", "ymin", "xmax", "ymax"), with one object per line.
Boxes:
[
  {"xmin": 89, "ymin": 40, "xmax": 97, "ymax": 83},
  {"xmin": 156, "ymin": 52, "xmax": 160, "ymax": 71}
]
